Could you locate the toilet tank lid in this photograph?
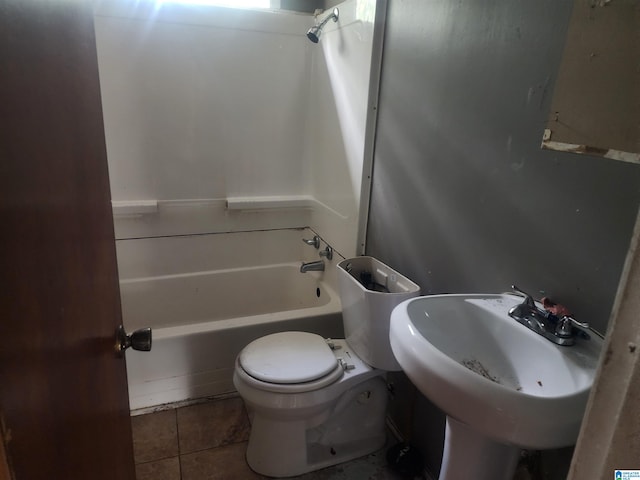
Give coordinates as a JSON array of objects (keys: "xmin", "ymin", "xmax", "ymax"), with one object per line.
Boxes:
[{"xmin": 239, "ymin": 331, "xmax": 338, "ymax": 384}]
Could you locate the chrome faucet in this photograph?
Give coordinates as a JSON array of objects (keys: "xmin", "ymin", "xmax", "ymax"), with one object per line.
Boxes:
[
  {"xmin": 507, "ymin": 285, "xmax": 590, "ymax": 346},
  {"xmin": 300, "ymin": 260, "xmax": 325, "ymax": 273}
]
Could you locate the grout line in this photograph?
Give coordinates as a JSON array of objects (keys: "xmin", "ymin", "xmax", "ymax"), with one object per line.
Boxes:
[
  {"xmin": 134, "ymin": 456, "xmax": 180, "ymax": 467},
  {"xmin": 175, "ymin": 408, "xmax": 184, "ymax": 480},
  {"xmin": 175, "ymin": 407, "xmax": 183, "ymax": 456},
  {"xmin": 178, "ymin": 441, "xmax": 250, "ymax": 458}
]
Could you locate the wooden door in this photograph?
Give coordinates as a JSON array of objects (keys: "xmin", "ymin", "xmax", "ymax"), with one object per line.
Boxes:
[{"xmin": 0, "ymin": 0, "xmax": 136, "ymax": 478}]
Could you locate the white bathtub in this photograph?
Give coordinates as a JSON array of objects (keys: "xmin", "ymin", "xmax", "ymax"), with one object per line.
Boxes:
[{"xmin": 117, "ymin": 229, "xmax": 344, "ymax": 412}]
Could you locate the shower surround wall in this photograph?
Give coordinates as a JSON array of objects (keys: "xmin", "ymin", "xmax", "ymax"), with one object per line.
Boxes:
[
  {"xmin": 306, "ymin": 1, "xmax": 379, "ymax": 256},
  {"xmin": 95, "ymin": 0, "xmax": 376, "ymax": 258},
  {"xmin": 95, "ymin": 2, "xmax": 310, "ymax": 237},
  {"xmin": 94, "ymin": 0, "xmax": 378, "ymax": 408},
  {"xmin": 367, "ymin": 0, "xmax": 640, "ymax": 477}
]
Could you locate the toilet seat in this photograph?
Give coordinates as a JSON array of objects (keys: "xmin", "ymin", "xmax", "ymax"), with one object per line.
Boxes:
[
  {"xmin": 240, "ymin": 331, "xmax": 337, "ymax": 384},
  {"xmin": 237, "ymin": 332, "xmax": 345, "ymax": 393}
]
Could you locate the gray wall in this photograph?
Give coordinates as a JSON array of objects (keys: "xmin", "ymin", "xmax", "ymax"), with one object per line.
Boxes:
[
  {"xmin": 368, "ymin": 0, "xmax": 640, "ymax": 333},
  {"xmin": 368, "ymin": 0, "xmax": 640, "ymax": 477}
]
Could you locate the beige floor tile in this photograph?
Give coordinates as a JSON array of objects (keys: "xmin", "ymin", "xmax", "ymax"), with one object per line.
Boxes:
[
  {"xmin": 132, "ymin": 409, "xmax": 179, "ymax": 463},
  {"xmin": 135, "ymin": 456, "xmax": 181, "ymax": 480},
  {"xmin": 181, "ymin": 442, "xmax": 265, "ymax": 480},
  {"xmin": 177, "ymin": 397, "xmax": 250, "ymax": 454}
]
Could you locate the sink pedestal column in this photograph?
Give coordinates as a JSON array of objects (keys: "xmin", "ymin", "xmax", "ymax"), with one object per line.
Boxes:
[{"xmin": 439, "ymin": 417, "xmax": 521, "ymax": 480}]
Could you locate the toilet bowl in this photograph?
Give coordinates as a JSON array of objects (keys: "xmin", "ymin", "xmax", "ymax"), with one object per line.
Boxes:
[
  {"xmin": 234, "ymin": 332, "xmax": 388, "ymax": 477},
  {"xmin": 233, "ymin": 257, "xmax": 420, "ymax": 477}
]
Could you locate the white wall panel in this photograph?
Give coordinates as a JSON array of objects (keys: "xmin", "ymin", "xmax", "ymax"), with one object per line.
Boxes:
[
  {"xmin": 307, "ymin": 0, "xmax": 376, "ymax": 258},
  {"xmin": 95, "ymin": 0, "xmax": 377, "ymax": 249},
  {"xmin": 95, "ymin": 2, "xmax": 312, "ymax": 203}
]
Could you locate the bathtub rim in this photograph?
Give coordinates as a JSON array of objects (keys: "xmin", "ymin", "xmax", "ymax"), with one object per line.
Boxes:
[{"xmin": 121, "ymin": 261, "xmax": 341, "ymax": 336}]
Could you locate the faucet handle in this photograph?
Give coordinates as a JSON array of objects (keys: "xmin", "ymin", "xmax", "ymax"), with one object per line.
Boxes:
[
  {"xmin": 511, "ymin": 285, "xmax": 535, "ymax": 307},
  {"xmin": 556, "ymin": 316, "xmax": 590, "ymax": 338},
  {"xmin": 303, "ymin": 235, "xmax": 320, "ymax": 249},
  {"xmin": 319, "ymin": 245, "xmax": 333, "ymax": 260},
  {"xmin": 561, "ymin": 316, "xmax": 589, "ymax": 329}
]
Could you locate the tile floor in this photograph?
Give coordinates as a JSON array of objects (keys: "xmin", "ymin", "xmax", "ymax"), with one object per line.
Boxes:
[{"xmin": 132, "ymin": 395, "xmax": 419, "ymax": 480}]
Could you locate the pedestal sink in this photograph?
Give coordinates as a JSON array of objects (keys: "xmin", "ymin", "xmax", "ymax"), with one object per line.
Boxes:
[{"xmin": 389, "ymin": 294, "xmax": 603, "ymax": 480}]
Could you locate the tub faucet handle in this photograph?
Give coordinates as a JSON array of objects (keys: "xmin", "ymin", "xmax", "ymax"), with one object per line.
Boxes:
[
  {"xmin": 319, "ymin": 245, "xmax": 333, "ymax": 260},
  {"xmin": 303, "ymin": 235, "xmax": 320, "ymax": 249}
]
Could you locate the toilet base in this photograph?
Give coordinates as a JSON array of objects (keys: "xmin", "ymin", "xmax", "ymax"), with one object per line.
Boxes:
[{"xmin": 245, "ymin": 376, "xmax": 388, "ymax": 477}]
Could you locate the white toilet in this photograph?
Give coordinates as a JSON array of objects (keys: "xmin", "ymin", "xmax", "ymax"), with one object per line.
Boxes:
[{"xmin": 233, "ymin": 256, "xmax": 420, "ymax": 477}]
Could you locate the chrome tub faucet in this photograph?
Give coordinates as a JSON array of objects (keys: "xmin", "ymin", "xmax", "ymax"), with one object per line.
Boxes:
[{"xmin": 300, "ymin": 260, "xmax": 325, "ymax": 273}]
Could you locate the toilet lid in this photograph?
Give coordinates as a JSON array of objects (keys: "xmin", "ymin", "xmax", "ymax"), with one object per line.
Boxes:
[{"xmin": 239, "ymin": 331, "xmax": 338, "ymax": 384}]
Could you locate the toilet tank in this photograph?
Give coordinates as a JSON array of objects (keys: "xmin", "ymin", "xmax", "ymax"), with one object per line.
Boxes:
[{"xmin": 337, "ymin": 256, "xmax": 420, "ymax": 371}]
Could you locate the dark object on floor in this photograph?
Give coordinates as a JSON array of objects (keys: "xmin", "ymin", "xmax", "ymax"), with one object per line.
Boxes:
[{"xmin": 386, "ymin": 443, "xmax": 424, "ymax": 478}]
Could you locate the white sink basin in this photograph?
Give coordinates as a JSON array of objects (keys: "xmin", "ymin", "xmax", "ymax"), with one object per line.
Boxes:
[{"xmin": 390, "ymin": 294, "xmax": 603, "ymax": 479}]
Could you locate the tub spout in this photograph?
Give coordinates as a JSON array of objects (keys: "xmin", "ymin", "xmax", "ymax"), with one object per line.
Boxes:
[{"xmin": 300, "ymin": 260, "xmax": 324, "ymax": 273}]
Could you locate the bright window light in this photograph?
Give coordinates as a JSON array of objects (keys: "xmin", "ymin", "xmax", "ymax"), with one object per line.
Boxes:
[{"xmin": 156, "ymin": 0, "xmax": 271, "ymax": 7}]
